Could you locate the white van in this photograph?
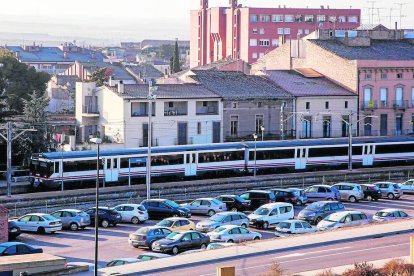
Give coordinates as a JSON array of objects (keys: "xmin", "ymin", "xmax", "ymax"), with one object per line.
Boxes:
[{"xmin": 248, "ymin": 203, "xmax": 294, "ymax": 229}]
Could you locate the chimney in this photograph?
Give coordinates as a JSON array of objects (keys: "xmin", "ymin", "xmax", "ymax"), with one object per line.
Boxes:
[
  {"xmin": 395, "ymin": 21, "xmax": 398, "ymax": 39},
  {"xmin": 63, "ymin": 51, "xmax": 68, "ymax": 59},
  {"xmin": 117, "ymin": 81, "xmax": 125, "ymax": 94}
]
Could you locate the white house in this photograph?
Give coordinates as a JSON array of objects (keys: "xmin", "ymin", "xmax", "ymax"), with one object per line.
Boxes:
[{"xmin": 75, "ymin": 82, "xmax": 223, "ymax": 148}]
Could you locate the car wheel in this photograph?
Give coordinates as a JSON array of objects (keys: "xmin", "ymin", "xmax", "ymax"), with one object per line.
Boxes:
[
  {"xmin": 254, "ymin": 236, "xmax": 261, "ymax": 240},
  {"xmin": 296, "ymin": 200, "xmax": 303, "ymax": 206},
  {"xmin": 387, "ymin": 193, "xmax": 395, "ymax": 200},
  {"xmin": 231, "ymin": 207, "xmax": 238, "ymax": 212},
  {"xmin": 366, "ymin": 195, "xmax": 373, "ymax": 201},
  {"xmin": 149, "ymin": 241, "xmax": 155, "ymax": 250},
  {"xmin": 262, "ymin": 222, "xmax": 269, "ymax": 229},
  {"xmin": 200, "ymin": 243, "xmax": 207, "ymax": 250},
  {"xmin": 349, "ymin": 196, "xmax": 357, "ymax": 203},
  {"xmin": 131, "ymin": 217, "xmax": 140, "ymax": 224},
  {"xmin": 208, "ymin": 210, "xmax": 216, "ymax": 217},
  {"xmin": 315, "ymin": 217, "xmax": 322, "ymax": 224},
  {"xmin": 101, "ymin": 219, "xmax": 110, "ymax": 228},
  {"xmin": 241, "ymin": 223, "xmax": 247, "ymax": 228},
  {"xmin": 172, "ymin": 246, "xmax": 179, "ymax": 255},
  {"xmin": 227, "ymin": 239, "xmax": 234, "ymax": 243},
  {"xmin": 37, "ymin": 227, "xmax": 45, "ymax": 234},
  {"xmin": 70, "ymin": 223, "xmax": 79, "ymax": 231}
]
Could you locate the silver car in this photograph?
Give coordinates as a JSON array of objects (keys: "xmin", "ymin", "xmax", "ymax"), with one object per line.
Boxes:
[
  {"xmin": 51, "ymin": 209, "xmax": 90, "ymax": 231},
  {"xmin": 287, "ymin": 188, "xmax": 308, "ymax": 206},
  {"xmin": 317, "ymin": 211, "xmax": 369, "ymax": 231},
  {"xmin": 373, "ymin": 208, "xmax": 410, "ymax": 222},
  {"xmin": 181, "ymin": 198, "xmax": 227, "ymax": 216},
  {"xmin": 374, "ymin": 182, "xmax": 402, "ymax": 199},
  {"xmin": 196, "ymin": 212, "xmax": 249, "ymax": 232},
  {"xmin": 331, "ymin": 183, "xmax": 364, "ymax": 203},
  {"xmin": 207, "ymin": 225, "xmax": 261, "ymax": 243}
]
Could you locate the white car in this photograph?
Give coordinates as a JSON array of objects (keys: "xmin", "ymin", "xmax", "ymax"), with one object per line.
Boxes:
[
  {"xmin": 12, "ymin": 213, "xmax": 62, "ymax": 234},
  {"xmin": 400, "ymin": 179, "xmax": 414, "ymax": 194},
  {"xmin": 207, "ymin": 225, "xmax": 262, "ymax": 243},
  {"xmin": 113, "ymin": 204, "xmax": 148, "ymax": 224},
  {"xmin": 248, "ymin": 203, "xmax": 294, "ymax": 229},
  {"xmin": 317, "ymin": 211, "xmax": 369, "ymax": 231},
  {"xmin": 373, "ymin": 208, "xmax": 410, "ymax": 222},
  {"xmin": 275, "ymin": 220, "xmax": 318, "ymax": 236}
]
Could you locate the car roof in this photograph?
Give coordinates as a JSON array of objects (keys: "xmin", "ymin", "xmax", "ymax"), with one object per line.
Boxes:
[
  {"xmin": 0, "ymin": 242, "xmax": 26, "ymax": 246},
  {"xmin": 215, "ymin": 224, "xmax": 242, "ymax": 229},
  {"xmin": 143, "ymin": 199, "xmax": 168, "ymax": 202},
  {"xmin": 145, "ymin": 226, "xmax": 171, "ymax": 230},
  {"xmin": 270, "ymin": 188, "xmax": 292, "ymax": 192},
  {"xmin": 194, "ymin": 198, "xmax": 215, "ymax": 201},
  {"xmin": 287, "ymin": 188, "xmax": 303, "ymax": 191},
  {"xmin": 374, "ymin": 182, "xmax": 396, "ymax": 184},
  {"xmin": 335, "ymin": 211, "xmax": 365, "ymax": 215},
  {"xmin": 361, "ymin": 183, "xmax": 375, "ymax": 186},
  {"xmin": 111, "ymin": 258, "xmax": 139, "ymax": 262},
  {"xmin": 22, "ymin": 213, "xmax": 48, "ymax": 216},
  {"xmin": 56, "ymin": 209, "xmax": 82, "ymax": 212},
  {"xmin": 309, "ymin": 200, "xmax": 340, "ymax": 204},
  {"xmin": 333, "ymin": 182, "xmax": 359, "ymax": 186},
  {"xmin": 217, "ymin": 195, "xmax": 238, "ymax": 197},
  {"xmin": 116, "ymin": 204, "xmax": 143, "ymax": 206},
  {"xmin": 244, "ymin": 190, "xmax": 272, "ymax": 194},
  {"xmin": 139, "ymin": 252, "xmax": 170, "ymax": 258},
  {"xmin": 162, "ymin": 217, "xmax": 189, "ymax": 221},
  {"xmin": 310, "ymin": 185, "xmax": 332, "ymax": 188},
  {"xmin": 215, "ymin": 211, "xmax": 244, "ymax": 215},
  {"xmin": 377, "ymin": 208, "xmax": 403, "ymax": 212},
  {"xmin": 279, "ymin": 219, "xmax": 309, "ymax": 224},
  {"xmin": 175, "ymin": 230, "xmax": 199, "ymax": 234},
  {"xmin": 261, "ymin": 202, "xmax": 293, "ymax": 208}
]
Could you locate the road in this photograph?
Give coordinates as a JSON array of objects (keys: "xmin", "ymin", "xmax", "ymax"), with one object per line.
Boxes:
[{"xmin": 15, "ymin": 194, "xmax": 414, "ymax": 270}]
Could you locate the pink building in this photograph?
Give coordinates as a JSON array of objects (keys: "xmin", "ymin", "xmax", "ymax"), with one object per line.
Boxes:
[{"xmin": 190, "ymin": 0, "xmax": 361, "ymax": 67}]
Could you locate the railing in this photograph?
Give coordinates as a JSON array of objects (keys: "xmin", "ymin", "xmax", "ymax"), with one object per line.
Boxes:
[
  {"xmin": 164, "ymin": 109, "xmax": 187, "ymax": 116},
  {"xmin": 360, "ymin": 101, "xmax": 378, "ymax": 110},
  {"xmin": 196, "ymin": 106, "xmax": 218, "ymax": 115},
  {"xmin": 392, "ymin": 100, "xmax": 409, "ymax": 110},
  {"xmin": 362, "ymin": 100, "xmax": 412, "ymax": 110},
  {"xmin": 82, "ymin": 105, "xmax": 99, "ymax": 114}
]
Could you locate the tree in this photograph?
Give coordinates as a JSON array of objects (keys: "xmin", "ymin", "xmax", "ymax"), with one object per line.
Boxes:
[
  {"xmin": 169, "ymin": 57, "xmax": 174, "ymax": 75},
  {"xmin": 22, "ymin": 91, "xmax": 49, "ymax": 123},
  {"xmin": 159, "ymin": 44, "xmax": 174, "ymax": 60},
  {"xmin": 172, "ymin": 40, "xmax": 181, "ymax": 73},
  {"xmin": 90, "ymin": 67, "xmax": 107, "ymax": 86}
]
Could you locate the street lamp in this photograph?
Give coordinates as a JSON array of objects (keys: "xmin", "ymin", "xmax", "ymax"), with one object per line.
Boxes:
[
  {"xmin": 60, "ymin": 142, "xmax": 65, "ymax": 192},
  {"xmin": 252, "ymin": 133, "xmax": 258, "ymax": 177},
  {"xmin": 146, "ymin": 81, "xmax": 157, "ymax": 200},
  {"xmin": 89, "ymin": 137, "xmax": 102, "ymax": 276},
  {"xmin": 260, "ymin": 126, "xmax": 265, "ymax": 141}
]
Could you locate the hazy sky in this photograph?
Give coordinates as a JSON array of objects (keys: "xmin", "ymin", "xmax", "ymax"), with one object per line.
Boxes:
[{"xmin": 0, "ymin": 0, "xmax": 412, "ymax": 43}]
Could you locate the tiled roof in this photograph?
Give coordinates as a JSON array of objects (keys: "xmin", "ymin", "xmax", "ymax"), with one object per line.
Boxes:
[
  {"xmin": 6, "ymin": 46, "xmax": 105, "ymax": 63},
  {"xmin": 126, "ymin": 64, "xmax": 164, "ymax": 78},
  {"xmin": 308, "ymin": 39, "xmax": 414, "ymax": 60},
  {"xmin": 106, "ymin": 84, "xmax": 220, "ymax": 99},
  {"xmin": 356, "ymin": 24, "xmax": 388, "ymax": 31},
  {"xmin": 189, "ymin": 70, "xmax": 293, "ymax": 100},
  {"xmin": 79, "ymin": 61, "xmax": 134, "ymax": 81},
  {"xmin": 265, "ymin": 70, "xmax": 356, "ymax": 97}
]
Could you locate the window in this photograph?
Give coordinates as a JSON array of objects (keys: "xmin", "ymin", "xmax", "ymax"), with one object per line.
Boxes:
[
  {"xmin": 397, "ymin": 73, "xmax": 403, "ymax": 79},
  {"xmin": 252, "ymin": 52, "xmax": 258, "ymax": 59},
  {"xmin": 338, "ymin": 16, "xmax": 346, "ymax": 23},
  {"xmin": 345, "ymin": 101, "xmax": 348, "ymax": 109},
  {"xmin": 302, "ymin": 116, "xmax": 312, "ymax": 138},
  {"xmin": 197, "ymin": 122, "xmax": 201, "ymax": 135},
  {"xmin": 364, "ymin": 73, "xmax": 372, "ymax": 80},
  {"xmin": 250, "ymin": 15, "xmax": 258, "ymax": 22},
  {"xmin": 317, "ymin": 15, "xmax": 326, "ymax": 22},
  {"xmin": 232, "ymin": 102, "xmax": 238, "ymax": 108},
  {"xmin": 257, "ymin": 102, "xmax": 263, "ymax": 108},
  {"xmin": 271, "ymin": 39, "xmax": 279, "ymax": 47},
  {"xmin": 363, "ymin": 87, "xmax": 372, "ymax": 107},
  {"xmin": 304, "ymin": 29, "xmax": 310, "ymax": 34},
  {"xmin": 255, "ymin": 115, "xmax": 264, "ymax": 134},
  {"xmin": 249, "ymin": 39, "xmax": 257, "ymax": 46},
  {"xmin": 259, "ymin": 39, "xmax": 270, "ymax": 46},
  {"xmin": 323, "ymin": 116, "xmax": 331, "ymax": 138},
  {"xmin": 381, "ymin": 73, "xmax": 388, "ymax": 79},
  {"xmin": 284, "ymin": 28, "xmax": 291, "ymax": 35},
  {"xmin": 131, "ymin": 102, "xmax": 155, "ymax": 117},
  {"xmin": 285, "ymin": 15, "xmax": 294, "ymax": 22},
  {"xmin": 380, "ymin": 88, "xmax": 388, "ymax": 108},
  {"xmin": 329, "ymin": 16, "xmax": 337, "ymax": 23},
  {"xmin": 395, "ymin": 87, "xmax": 403, "ymax": 107},
  {"xmin": 230, "ymin": 115, "xmax": 238, "ymax": 136},
  {"xmin": 305, "ymin": 102, "xmax": 310, "ymax": 110},
  {"xmin": 342, "ymin": 116, "xmax": 349, "ymax": 137},
  {"xmin": 272, "ymin": 14, "xmax": 284, "ymax": 22},
  {"xmin": 298, "ymin": 29, "xmax": 303, "ymax": 35},
  {"xmin": 295, "ymin": 15, "xmax": 303, "ymax": 22},
  {"xmin": 259, "ymin": 15, "xmax": 271, "ymax": 22},
  {"xmin": 325, "ymin": 101, "xmax": 329, "ymax": 109},
  {"xmin": 252, "ymin": 28, "xmax": 258, "ymax": 34},
  {"xmin": 259, "ymin": 28, "xmax": 265, "ymax": 34},
  {"xmin": 304, "ymin": 15, "xmax": 314, "ymax": 22},
  {"xmin": 348, "ymin": 16, "xmax": 358, "ymax": 23}
]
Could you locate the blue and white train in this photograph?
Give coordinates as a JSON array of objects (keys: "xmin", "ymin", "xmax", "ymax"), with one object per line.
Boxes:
[{"xmin": 29, "ymin": 136, "xmax": 414, "ymax": 188}]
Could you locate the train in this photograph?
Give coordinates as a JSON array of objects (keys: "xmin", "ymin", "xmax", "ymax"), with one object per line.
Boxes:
[{"xmin": 29, "ymin": 136, "xmax": 414, "ymax": 189}]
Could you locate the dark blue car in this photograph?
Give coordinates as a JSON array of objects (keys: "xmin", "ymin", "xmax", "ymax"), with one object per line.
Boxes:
[
  {"xmin": 0, "ymin": 242, "xmax": 42, "ymax": 256},
  {"xmin": 142, "ymin": 199, "xmax": 191, "ymax": 219},
  {"xmin": 128, "ymin": 226, "xmax": 172, "ymax": 248},
  {"xmin": 84, "ymin": 207, "xmax": 122, "ymax": 228}
]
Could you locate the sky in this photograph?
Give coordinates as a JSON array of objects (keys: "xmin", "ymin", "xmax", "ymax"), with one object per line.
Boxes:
[{"xmin": 0, "ymin": 0, "xmax": 412, "ymax": 44}]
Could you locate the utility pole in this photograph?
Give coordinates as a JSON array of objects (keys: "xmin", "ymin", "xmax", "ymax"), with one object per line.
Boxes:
[
  {"xmin": 394, "ymin": 2, "xmax": 407, "ymax": 28},
  {"xmin": 146, "ymin": 81, "xmax": 157, "ymax": 200},
  {"xmin": 0, "ymin": 122, "xmax": 36, "ymax": 197}
]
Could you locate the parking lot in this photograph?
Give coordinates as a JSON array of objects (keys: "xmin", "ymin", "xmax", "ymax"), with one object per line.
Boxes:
[{"xmin": 14, "ymin": 193, "xmax": 414, "ymax": 268}]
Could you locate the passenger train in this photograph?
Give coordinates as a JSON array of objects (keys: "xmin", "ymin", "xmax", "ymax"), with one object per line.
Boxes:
[{"xmin": 29, "ymin": 136, "xmax": 414, "ymax": 189}]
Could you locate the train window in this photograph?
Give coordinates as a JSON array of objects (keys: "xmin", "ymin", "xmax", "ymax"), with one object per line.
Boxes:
[
  {"xmin": 151, "ymin": 155, "xmax": 184, "ymax": 166},
  {"xmin": 199, "ymin": 151, "xmax": 244, "ymax": 163},
  {"xmin": 63, "ymin": 160, "xmax": 103, "ymax": 172},
  {"xmin": 120, "ymin": 158, "xmax": 146, "ymax": 168},
  {"xmin": 352, "ymin": 146, "xmax": 363, "ymax": 155},
  {"xmin": 249, "ymin": 149, "xmax": 295, "ymax": 160},
  {"xmin": 376, "ymin": 143, "xmax": 414, "ymax": 154},
  {"xmin": 309, "ymin": 147, "xmax": 348, "ymax": 157}
]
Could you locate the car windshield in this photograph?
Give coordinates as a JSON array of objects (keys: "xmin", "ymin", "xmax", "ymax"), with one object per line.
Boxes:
[
  {"xmin": 76, "ymin": 211, "xmax": 88, "ymax": 217},
  {"xmin": 42, "ymin": 214, "xmax": 57, "ymax": 221},
  {"xmin": 213, "ymin": 227, "xmax": 227, "ymax": 233},
  {"xmin": 375, "ymin": 212, "xmax": 389, "ymax": 217},
  {"xmin": 0, "ymin": 246, "xmax": 6, "ymax": 254},
  {"xmin": 277, "ymin": 222, "xmax": 291, "ymax": 229},
  {"xmin": 136, "ymin": 227, "xmax": 150, "ymax": 234},
  {"xmin": 305, "ymin": 202, "xmax": 325, "ymax": 212},
  {"xmin": 211, "ymin": 199, "xmax": 222, "ymax": 205},
  {"xmin": 209, "ymin": 214, "xmax": 225, "ymax": 222},
  {"xmin": 157, "ymin": 220, "xmax": 174, "ymax": 227},
  {"xmin": 138, "ymin": 206, "xmax": 146, "ymax": 211},
  {"xmin": 254, "ymin": 207, "xmax": 270, "ymax": 216},
  {"xmin": 324, "ymin": 213, "xmax": 344, "ymax": 222},
  {"xmin": 234, "ymin": 196, "xmax": 248, "ymax": 202},
  {"xmin": 165, "ymin": 200, "xmax": 179, "ymax": 208},
  {"xmin": 137, "ymin": 255, "xmax": 153, "ymax": 261},
  {"xmin": 165, "ymin": 232, "xmax": 182, "ymax": 241},
  {"xmin": 393, "ymin": 184, "xmax": 401, "ymax": 189}
]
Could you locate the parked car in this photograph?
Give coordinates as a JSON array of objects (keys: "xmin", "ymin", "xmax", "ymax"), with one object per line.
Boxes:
[
  {"xmin": 297, "ymin": 201, "xmax": 345, "ymax": 225},
  {"xmin": 247, "ymin": 203, "xmax": 294, "ymax": 229},
  {"xmin": 181, "ymin": 198, "xmax": 227, "ymax": 216},
  {"xmin": 8, "ymin": 221, "xmax": 21, "ymax": 240},
  {"xmin": 50, "ymin": 209, "xmax": 90, "ymax": 231},
  {"xmin": 207, "ymin": 225, "xmax": 261, "ymax": 243},
  {"xmin": 196, "ymin": 212, "xmax": 249, "ymax": 232},
  {"xmin": 113, "ymin": 204, "xmax": 148, "ymax": 224},
  {"xmin": 239, "ymin": 190, "xmax": 275, "ymax": 210},
  {"xmin": 287, "ymin": 188, "xmax": 308, "ymax": 206},
  {"xmin": 106, "ymin": 258, "xmax": 140, "ymax": 267},
  {"xmin": 84, "ymin": 207, "xmax": 121, "ymax": 228},
  {"xmin": 270, "ymin": 189, "xmax": 299, "ymax": 205},
  {"xmin": 128, "ymin": 226, "xmax": 172, "ymax": 248},
  {"xmin": 141, "ymin": 199, "xmax": 191, "ymax": 219},
  {"xmin": 151, "ymin": 230, "xmax": 210, "ymax": 255},
  {"xmin": 0, "ymin": 242, "xmax": 42, "ymax": 256},
  {"xmin": 215, "ymin": 195, "xmax": 251, "ymax": 212},
  {"xmin": 360, "ymin": 184, "xmax": 382, "ymax": 201},
  {"xmin": 374, "ymin": 182, "xmax": 402, "ymax": 199},
  {"xmin": 275, "ymin": 220, "xmax": 318, "ymax": 235},
  {"xmin": 317, "ymin": 211, "xmax": 369, "ymax": 231},
  {"xmin": 331, "ymin": 183, "xmax": 364, "ymax": 203},
  {"xmin": 156, "ymin": 218, "xmax": 195, "ymax": 231},
  {"xmin": 65, "ymin": 262, "xmax": 100, "ymax": 271},
  {"xmin": 373, "ymin": 209, "xmax": 410, "ymax": 222},
  {"xmin": 305, "ymin": 185, "xmax": 341, "ymax": 202},
  {"xmin": 11, "ymin": 213, "xmax": 62, "ymax": 234},
  {"xmin": 399, "ymin": 179, "xmax": 414, "ymax": 194},
  {"xmin": 207, "ymin": 242, "xmax": 236, "ymax": 250},
  {"xmin": 137, "ymin": 252, "xmax": 170, "ymax": 261}
]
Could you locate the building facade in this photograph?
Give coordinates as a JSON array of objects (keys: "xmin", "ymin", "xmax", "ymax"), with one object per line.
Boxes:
[
  {"xmin": 190, "ymin": 0, "xmax": 360, "ymax": 67},
  {"xmin": 75, "ymin": 82, "xmax": 223, "ymax": 148}
]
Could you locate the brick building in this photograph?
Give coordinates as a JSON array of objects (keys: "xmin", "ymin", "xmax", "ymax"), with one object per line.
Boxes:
[{"xmin": 190, "ymin": 0, "xmax": 360, "ymax": 67}]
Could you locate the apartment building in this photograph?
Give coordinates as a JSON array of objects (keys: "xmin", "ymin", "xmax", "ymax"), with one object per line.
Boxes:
[{"xmin": 190, "ymin": 0, "xmax": 360, "ymax": 67}]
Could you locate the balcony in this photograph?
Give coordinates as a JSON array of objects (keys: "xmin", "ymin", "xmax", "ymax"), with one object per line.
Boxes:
[
  {"xmin": 393, "ymin": 100, "xmax": 409, "ymax": 110},
  {"xmin": 164, "ymin": 102, "xmax": 188, "ymax": 116},
  {"xmin": 196, "ymin": 101, "xmax": 219, "ymax": 115},
  {"xmin": 82, "ymin": 105, "xmax": 99, "ymax": 117},
  {"xmin": 360, "ymin": 101, "xmax": 378, "ymax": 110}
]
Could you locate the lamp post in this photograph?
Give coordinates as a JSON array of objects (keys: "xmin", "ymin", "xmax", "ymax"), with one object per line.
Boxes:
[
  {"xmin": 253, "ymin": 133, "xmax": 258, "ymax": 177},
  {"xmin": 146, "ymin": 81, "xmax": 157, "ymax": 200},
  {"xmin": 60, "ymin": 143, "xmax": 65, "ymax": 192},
  {"xmin": 260, "ymin": 126, "xmax": 265, "ymax": 141},
  {"xmin": 89, "ymin": 137, "xmax": 102, "ymax": 276}
]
